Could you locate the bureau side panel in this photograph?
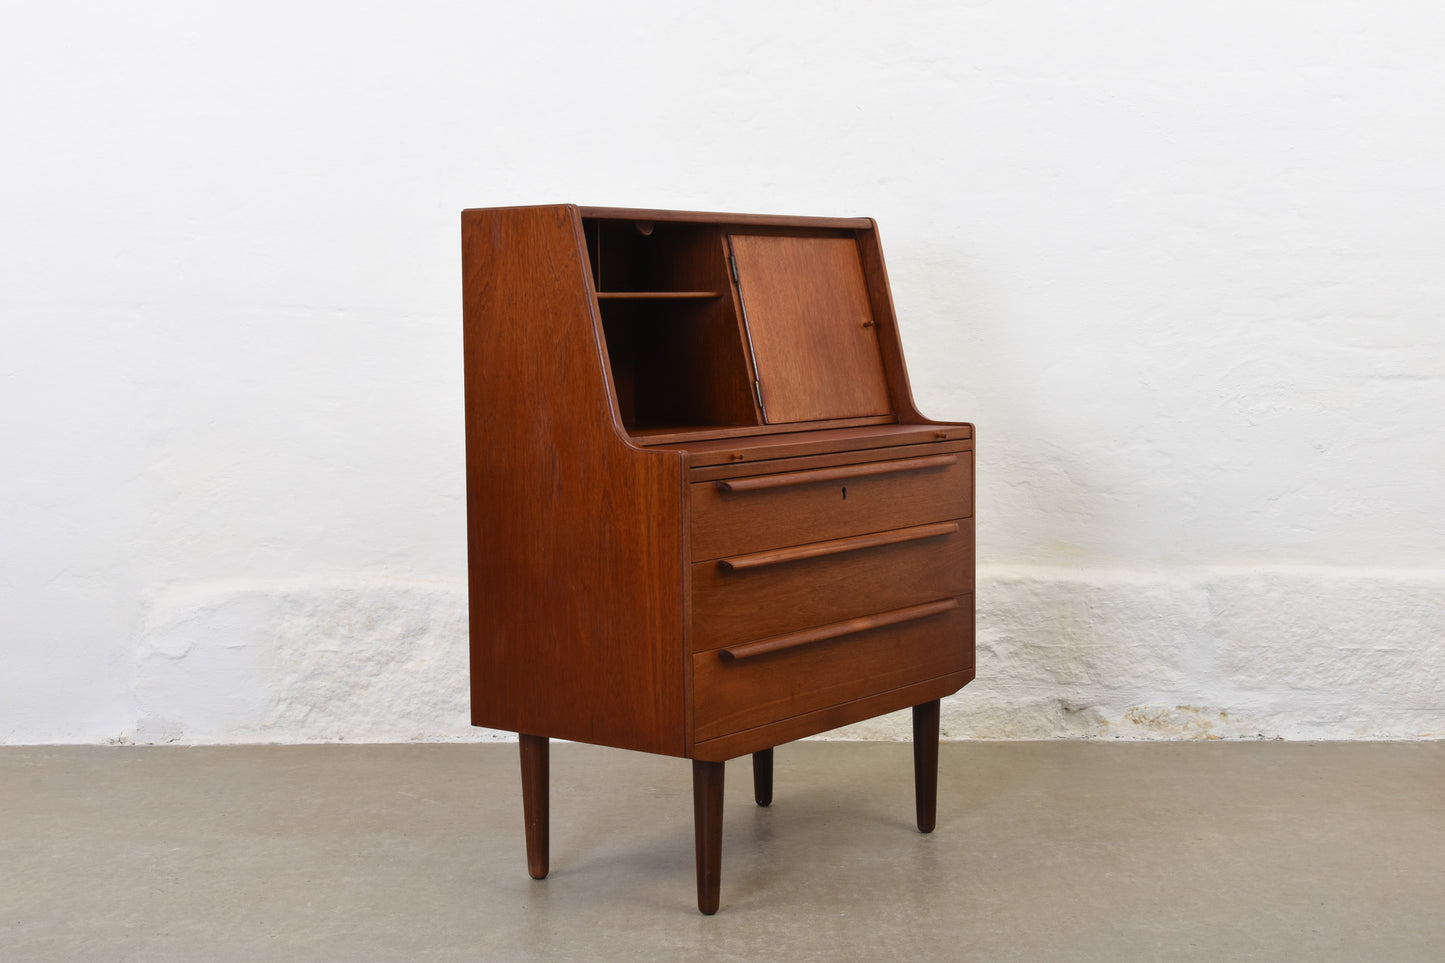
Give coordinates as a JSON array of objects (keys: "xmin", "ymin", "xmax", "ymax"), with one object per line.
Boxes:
[{"xmin": 462, "ymin": 205, "xmax": 685, "ymax": 756}]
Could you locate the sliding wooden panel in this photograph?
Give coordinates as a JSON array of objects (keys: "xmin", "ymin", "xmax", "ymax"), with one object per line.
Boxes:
[{"xmin": 729, "ymin": 234, "xmax": 892, "ymax": 424}]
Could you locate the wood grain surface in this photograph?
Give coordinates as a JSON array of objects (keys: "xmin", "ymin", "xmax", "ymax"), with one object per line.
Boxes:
[
  {"xmin": 462, "ymin": 205, "xmax": 686, "ymax": 756},
  {"xmin": 729, "ymin": 234, "xmax": 893, "ymax": 423}
]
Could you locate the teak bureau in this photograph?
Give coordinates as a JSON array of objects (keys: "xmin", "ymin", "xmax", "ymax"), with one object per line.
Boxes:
[{"xmin": 461, "ymin": 205, "xmax": 975, "ymax": 913}]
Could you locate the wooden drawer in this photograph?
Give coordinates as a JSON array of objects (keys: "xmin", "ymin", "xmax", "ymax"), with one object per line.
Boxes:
[
  {"xmin": 689, "ymin": 450, "xmax": 972, "ymax": 561},
  {"xmin": 692, "ymin": 599, "xmax": 973, "ymax": 742},
  {"xmin": 691, "ymin": 518, "xmax": 973, "ymax": 653}
]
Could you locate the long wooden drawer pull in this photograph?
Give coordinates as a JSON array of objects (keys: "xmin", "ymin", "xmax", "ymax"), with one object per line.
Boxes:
[
  {"xmin": 718, "ymin": 598, "xmax": 959, "ymax": 663},
  {"xmin": 715, "ymin": 453, "xmax": 958, "ymax": 493},
  {"xmin": 717, "ymin": 521, "xmax": 959, "ymax": 572}
]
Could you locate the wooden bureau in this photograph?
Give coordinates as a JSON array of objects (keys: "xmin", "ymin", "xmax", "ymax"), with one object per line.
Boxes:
[{"xmin": 461, "ymin": 205, "xmax": 975, "ymax": 913}]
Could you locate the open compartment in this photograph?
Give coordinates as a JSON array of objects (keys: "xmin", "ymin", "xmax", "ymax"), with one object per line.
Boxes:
[
  {"xmin": 583, "ymin": 216, "xmax": 760, "ymax": 437},
  {"xmin": 580, "ymin": 212, "xmax": 903, "ymax": 444}
]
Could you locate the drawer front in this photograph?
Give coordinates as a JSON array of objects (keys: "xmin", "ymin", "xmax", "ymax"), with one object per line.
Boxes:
[
  {"xmin": 689, "ymin": 450, "xmax": 972, "ymax": 561},
  {"xmin": 692, "ymin": 600, "xmax": 973, "ymax": 742},
  {"xmin": 691, "ymin": 518, "xmax": 973, "ymax": 653}
]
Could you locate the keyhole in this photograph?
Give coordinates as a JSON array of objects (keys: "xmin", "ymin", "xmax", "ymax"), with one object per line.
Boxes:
[{"xmin": 841, "ymin": 486, "xmax": 847, "ymax": 500}]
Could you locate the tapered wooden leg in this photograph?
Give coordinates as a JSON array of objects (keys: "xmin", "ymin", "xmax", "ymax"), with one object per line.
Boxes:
[
  {"xmin": 912, "ymin": 699, "xmax": 940, "ymax": 833},
  {"xmin": 519, "ymin": 734, "xmax": 549, "ymax": 879},
  {"xmin": 751, "ymin": 748, "xmax": 774, "ymax": 807},
  {"xmin": 692, "ymin": 759, "xmax": 725, "ymax": 914}
]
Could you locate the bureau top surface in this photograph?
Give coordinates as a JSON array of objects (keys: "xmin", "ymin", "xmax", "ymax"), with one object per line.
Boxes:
[{"xmin": 461, "ymin": 204, "xmax": 875, "ymax": 230}]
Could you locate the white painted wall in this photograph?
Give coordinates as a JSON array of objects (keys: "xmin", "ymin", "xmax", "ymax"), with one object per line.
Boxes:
[{"xmin": 2, "ymin": 1, "xmax": 1441, "ymax": 744}]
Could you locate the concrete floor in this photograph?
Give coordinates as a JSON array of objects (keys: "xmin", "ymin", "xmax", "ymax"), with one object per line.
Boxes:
[{"xmin": 2, "ymin": 742, "xmax": 1442, "ymax": 961}]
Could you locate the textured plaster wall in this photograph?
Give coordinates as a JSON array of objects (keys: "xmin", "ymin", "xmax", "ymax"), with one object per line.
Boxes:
[{"xmin": 2, "ymin": 2, "xmax": 1442, "ymax": 744}]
